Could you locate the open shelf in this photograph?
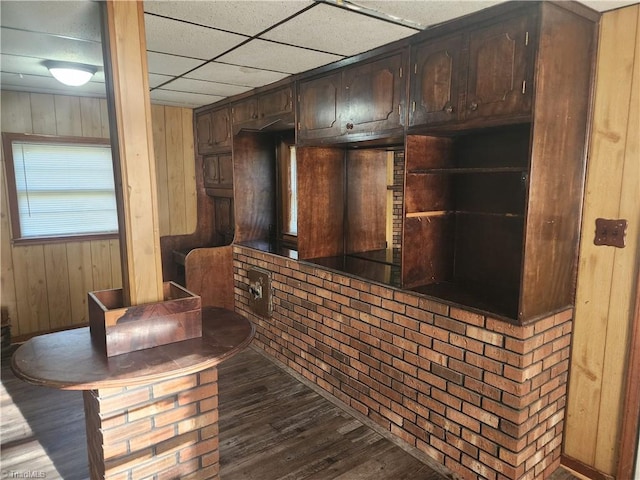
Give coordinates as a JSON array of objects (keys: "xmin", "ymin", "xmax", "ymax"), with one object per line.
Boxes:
[{"xmin": 402, "ymin": 124, "xmax": 530, "ymax": 320}]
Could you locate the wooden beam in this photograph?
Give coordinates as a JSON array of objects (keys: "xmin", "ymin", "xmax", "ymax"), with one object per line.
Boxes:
[{"xmin": 101, "ymin": 1, "xmax": 163, "ymax": 305}]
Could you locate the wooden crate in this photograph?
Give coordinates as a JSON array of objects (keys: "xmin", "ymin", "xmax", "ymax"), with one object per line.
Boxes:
[{"xmin": 88, "ymin": 282, "xmax": 201, "ymax": 357}]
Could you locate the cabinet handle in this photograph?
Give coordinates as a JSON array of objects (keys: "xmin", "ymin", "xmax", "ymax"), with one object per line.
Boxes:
[
  {"xmin": 444, "ymin": 103, "xmax": 454, "ymax": 114},
  {"xmin": 469, "ymin": 102, "xmax": 479, "ymax": 111},
  {"xmin": 346, "ymin": 123, "xmax": 354, "ymax": 130}
]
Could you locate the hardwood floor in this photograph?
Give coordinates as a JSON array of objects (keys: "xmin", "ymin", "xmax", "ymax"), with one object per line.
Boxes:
[{"xmin": 1, "ymin": 345, "xmax": 580, "ymax": 480}]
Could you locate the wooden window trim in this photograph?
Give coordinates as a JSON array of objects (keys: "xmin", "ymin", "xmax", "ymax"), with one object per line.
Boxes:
[{"xmin": 2, "ymin": 132, "xmax": 115, "ymax": 245}]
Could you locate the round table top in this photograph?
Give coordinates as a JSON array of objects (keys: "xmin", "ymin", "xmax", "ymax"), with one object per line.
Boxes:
[{"xmin": 11, "ymin": 307, "xmax": 255, "ymax": 390}]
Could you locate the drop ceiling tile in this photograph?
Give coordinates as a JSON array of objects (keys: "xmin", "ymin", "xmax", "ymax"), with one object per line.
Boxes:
[
  {"xmin": 217, "ymin": 39, "xmax": 343, "ymax": 75},
  {"xmin": 352, "ymin": 1, "xmax": 506, "ymax": 29},
  {"xmin": 150, "ymin": 89, "xmax": 223, "ymax": 108},
  {"xmin": 160, "ymin": 77, "xmax": 251, "ymax": 97},
  {"xmin": 261, "ymin": 3, "xmax": 417, "ymax": 57},
  {"xmin": 146, "ymin": 52, "xmax": 204, "ymax": 76},
  {"xmin": 143, "ymin": 1, "xmax": 314, "ymax": 36},
  {"xmin": 0, "ymin": 28, "xmax": 103, "ymax": 66},
  {"xmin": 148, "ymin": 73, "xmax": 174, "ymax": 89},
  {"xmin": 0, "ymin": 1, "xmax": 102, "ymax": 42},
  {"xmin": 144, "ymin": 14, "xmax": 247, "ymax": 61},
  {"xmin": 582, "ymin": 0, "xmax": 639, "ymax": 11},
  {"xmin": 186, "ymin": 62, "xmax": 289, "ymax": 88}
]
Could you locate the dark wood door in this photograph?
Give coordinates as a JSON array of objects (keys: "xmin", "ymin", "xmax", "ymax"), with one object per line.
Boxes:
[
  {"xmin": 203, "ymin": 155, "xmax": 219, "ymax": 189},
  {"xmin": 217, "ymin": 153, "xmax": 233, "ymax": 189},
  {"xmin": 232, "ymin": 98, "xmax": 258, "ymax": 125},
  {"xmin": 259, "ymin": 86, "xmax": 293, "ymax": 119},
  {"xmin": 410, "ymin": 35, "xmax": 463, "ymax": 126},
  {"xmin": 298, "ymin": 71, "xmax": 343, "ymax": 141},
  {"xmin": 210, "ymin": 108, "xmax": 231, "ymax": 148},
  {"xmin": 204, "ymin": 153, "xmax": 233, "ymax": 191},
  {"xmin": 214, "ymin": 196, "xmax": 234, "ymax": 244},
  {"xmin": 465, "ymin": 14, "xmax": 535, "ymax": 120},
  {"xmin": 196, "ymin": 112, "xmax": 214, "ymax": 155},
  {"xmin": 343, "ymin": 52, "xmax": 405, "ymax": 137}
]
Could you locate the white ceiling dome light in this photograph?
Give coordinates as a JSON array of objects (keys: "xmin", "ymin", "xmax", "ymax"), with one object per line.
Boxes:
[{"xmin": 43, "ymin": 60, "xmax": 97, "ymax": 87}]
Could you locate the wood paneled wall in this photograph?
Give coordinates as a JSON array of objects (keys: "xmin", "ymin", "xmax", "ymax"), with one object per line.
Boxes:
[
  {"xmin": 0, "ymin": 91, "xmax": 195, "ymax": 338},
  {"xmin": 564, "ymin": 5, "xmax": 640, "ymax": 477}
]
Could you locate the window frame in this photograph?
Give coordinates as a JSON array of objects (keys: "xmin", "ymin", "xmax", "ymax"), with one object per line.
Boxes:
[
  {"xmin": 276, "ymin": 135, "xmax": 298, "ymax": 249},
  {"xmin": 2, "ymin": 132, "xmax": 118, "ymax": 245}
]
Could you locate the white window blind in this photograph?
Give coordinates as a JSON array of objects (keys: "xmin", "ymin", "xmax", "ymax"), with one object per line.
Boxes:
[{"xmin": 11, "ymin": 141, "xmax": 118, "ymax": 239}]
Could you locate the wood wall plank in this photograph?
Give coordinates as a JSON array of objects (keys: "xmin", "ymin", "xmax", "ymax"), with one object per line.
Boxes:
[
  {"xmin": 80, "ymin": 97, "xmax": 104, "ymax": 138},
  {"xmin": 1, "ymin": 91, "xmax": 33, "ymax": 134},
  {"xmin": 594, "ymin": 6, "xmax": 640, "ymax": 473},
  {"xmin": 182, "ymin": 107, "xmax": 197, "ymax": 235},
  {"xmin": 66, "ymin": 241, "xmax": 94, "ymax": 326},
  {"xmin": 1, "ymin": 91, "xmax": 195, "ymax": 337},
  {"xmin": 109, "ymin": 239, "xmax": 122, "ymax": 288},
  {"xmin": 165, "ymin": 107, "xmax": 187, "ymax": 235},
  {"xmin": 53, "ymin": 96, "xmax": 82, "ymax": 136},
  {"xmin": 90, "ymin": 240, "xmax": 113, "ymax": 292},
  {"xmin": 12, "ymin": 245, "xmax": 49, "ymax": 333},
  {"xmin": 0, "ymin": 159, "xmax": 19, "ymax": 335},
  {"xmin": 564, "ymin": 5, "xmax": 640, "ymax": 476},
  {"xmin": 30, "ymin": 93, "xmax": 57, "ymax": 135},
  {"xmin": 43, "ymin": 244, "xmax": 72, "ymax": 330},
  {"xmin": 152, "ymin": 104, "xmax": 171, "ymax": 236}
]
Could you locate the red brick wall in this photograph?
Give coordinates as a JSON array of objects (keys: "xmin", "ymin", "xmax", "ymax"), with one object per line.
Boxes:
[
  {"xmin": 83, "ymin": 368, "xmax": 220, "ymax": 480},
  {"xmin": 234, "ymin": 246, "xmax": 572, "ymax": 480}
]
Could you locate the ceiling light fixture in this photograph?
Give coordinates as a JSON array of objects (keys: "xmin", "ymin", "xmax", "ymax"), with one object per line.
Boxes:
[{"xmin": 43, "ymin": 60, "xmax": 97, "ymax": 87}]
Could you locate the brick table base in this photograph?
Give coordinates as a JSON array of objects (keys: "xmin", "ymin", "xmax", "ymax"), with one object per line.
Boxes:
[{"xmin": 83, "ymin": 368, "xmax": 220, "ymax": 480}]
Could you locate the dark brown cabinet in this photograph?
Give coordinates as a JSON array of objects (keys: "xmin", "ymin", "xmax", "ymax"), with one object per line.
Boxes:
[
  {"xmin": 214, "ymin": 196, "xmax": 234, "ymax": 243},
  {"xmin": 232, "ymin": 86, "xmax": 294, "ymax": 132},
  {"xmin": 231, "ymin": 98, "xmax": 258, "ymax": 125},
  {"xmin": 465, "ymin": 14, "xmax": 535, "ymax": 121},
  {"xmin": 409, "ymin": 34, "xmax": 463, "ymax": 126},
  {"xmin": 402, "ymin": 2, "xmax": 596, "ymax": 322},
  {"xmin": 196, "ymin": 107, "xmax": 231, "ymax": 154},
  {"xmin": 189, "ymin": 1, "xmax": 596, "ymax": 324},
  {"xmin": 298, "ymin": 52, "xmax": 405, "ymax": 143},
  {"xmin": 298, "ymin": 72, "xmax": 342, "ymax": 141},
  {"xmin": 203, "ymin": 153, "xmax": 233, "ymax": 194},
  {"xmin": 409, "ymin": 13, "xmax": 535, "ymax": 128}
]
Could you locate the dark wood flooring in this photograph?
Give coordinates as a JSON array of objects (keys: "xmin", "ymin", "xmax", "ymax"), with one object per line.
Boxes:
[{"xmin": 1, "ymin": 346, "xmax": 580, "ymax": 480}]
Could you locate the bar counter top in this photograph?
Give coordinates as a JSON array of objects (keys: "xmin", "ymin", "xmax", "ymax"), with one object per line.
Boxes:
[{"xmin": 11, "ymin": 306, "xmax": 254, "ymax": 390}]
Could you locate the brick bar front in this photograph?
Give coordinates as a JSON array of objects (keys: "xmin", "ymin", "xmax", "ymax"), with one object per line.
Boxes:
[
  {"xmin": 83, "ymin": 368, "xmax": 220, "ymax": 480},
  {"xmin": 234, "ymin": 246, "xmax": 572, "ymax": 480}
]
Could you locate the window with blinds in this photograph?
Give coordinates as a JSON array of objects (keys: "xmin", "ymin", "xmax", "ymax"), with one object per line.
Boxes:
[{"xmin": 2, "ymin": 133, "xmax": 118, "ymax": 242}]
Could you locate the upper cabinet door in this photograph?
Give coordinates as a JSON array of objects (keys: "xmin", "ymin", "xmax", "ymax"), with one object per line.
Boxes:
[
  {"xmin": 410, "ymin": 35, "xmax": 463, "ymax": 127},
  {"xmin": 465, "ymin": 15, "xmax": 535, "ymax": 121},
  {"xmin": 196, "ymin": 112, "xmax": 214, "ymax": 155},
  {"xmin": 232, "ymin": 98, "xmax": 258, "ymax": 125},
  {"xmin": 196, "ymin": 108, "xmax": 231, "ymax": 155},
  {"xmin": 298, "ymin": 71, "xmax": 343, "ymax": 141},
  {"xmin": 343, "ymin": 52, "xmax": 405, "ymax": 136},
  {"xmin": 259, "ymin": 86, "xmax": 293, "ymax": 120},
  {"xmin": 210, "ymin": 107, "xmax": 232, "ymax": 148}
]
